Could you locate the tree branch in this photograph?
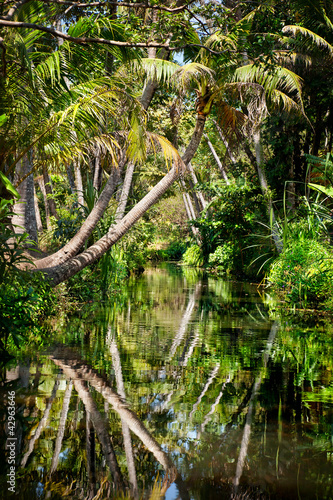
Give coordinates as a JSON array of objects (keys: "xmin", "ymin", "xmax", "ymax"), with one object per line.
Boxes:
[
  {"xmin": 3, "ymin": 0, "xmax": 31, "ymax": 20},
  {"xmin": 0, "ymin": 19, "xmax": 172, "ymax": 48},
  {"xmin": 3, "ymin": 0, "xmax": 195, "ymax": 14},
  {"xmin": 0, "ymin": 20, "xmax": 229, "ymax": 54}
]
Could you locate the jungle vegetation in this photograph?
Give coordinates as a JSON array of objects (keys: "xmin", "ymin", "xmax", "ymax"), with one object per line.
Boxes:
[{"xmin": 2, "ymin": 0, "xmax": 333, "ymax": 352}]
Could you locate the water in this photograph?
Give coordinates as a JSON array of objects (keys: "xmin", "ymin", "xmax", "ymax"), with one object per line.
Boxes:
[{"xmin": 1, "ymin": 263, "xmax": 333, "ymax": 499}]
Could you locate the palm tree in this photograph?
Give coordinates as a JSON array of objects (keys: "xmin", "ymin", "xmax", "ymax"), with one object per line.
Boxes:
[{"xmin": 2, "ymin": 0, "xmax": 305, "ymax": 284}]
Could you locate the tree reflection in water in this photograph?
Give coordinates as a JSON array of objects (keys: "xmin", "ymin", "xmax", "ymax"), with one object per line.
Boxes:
[
  {"xmin": 50, "ymin": 346, "xmax": 189, "ymax": 499},
  {"xmin": 1, "ymin": 266, "xmax": 333, "ymax": 499}
]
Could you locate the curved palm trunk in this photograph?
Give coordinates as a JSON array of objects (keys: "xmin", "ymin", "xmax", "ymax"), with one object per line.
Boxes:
[
  {"xmin": 34, "ymin": 56, "xmax": 162, "ymax": 271},
  {"xmin": 40, "ymin": 114, "xmax": 207, "ymax": 285},
  {"xmin": 43, "ymin": 164, "xmax": 182, "ymax": 284},
  {"xmin": 34, "ymin": 155, "xmax": 126, "ymax": 269},
  {"xmin": 12, "ymin": 154, "xmax": 38, "ymax": 245},
  {"xmin": 51, "ymin": 349, "xmax": 174, "ymax": 472}
]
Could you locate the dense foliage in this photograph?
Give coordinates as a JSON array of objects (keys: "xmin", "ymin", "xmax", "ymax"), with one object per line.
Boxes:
[{"xmin": 1, "ymin": 0, "xmax": 333, "ymax": 354}]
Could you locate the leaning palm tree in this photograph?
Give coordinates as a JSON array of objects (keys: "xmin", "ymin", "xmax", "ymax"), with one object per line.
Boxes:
[{"xmin": 4, "ymin": 2, "xmax": 305, "ymax": 284}]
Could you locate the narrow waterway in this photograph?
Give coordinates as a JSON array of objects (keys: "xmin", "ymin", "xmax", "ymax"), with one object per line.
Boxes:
[{"xmin": 1, "ymin": 264, "xmax": 333, "ymax": 499}]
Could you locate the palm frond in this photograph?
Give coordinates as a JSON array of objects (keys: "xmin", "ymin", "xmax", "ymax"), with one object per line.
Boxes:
[
  {"xmin": 216, "ymin": 101, "xmax": 247, "ymax": 138},
  {"xmin": 130, "ymin": 58, "xmax": 180, "ymax": 85},
  {"xmin": 282, "ymin": 25, "xmax": 333, "ymax": 56},
  {"xmin": 270, "ymin": 89, "xmax": 304, "ymax": 114},
  {"xmin": 148, "ymin": 133, "xmax": 183, "ymax": 170},
  {"xmin": 35, "ymin": 51, "xmax": 62, "ymax": 86},
  {"xmin": 172, "ymin": 62, "xmax": 215, "ymax": 91},
  {"xmin": 235, "ymin": 63, "xmax": 303, "ymax": 105},
  {"xmin": 204, "ymin": 31, "xmax": 238, "ymax": 51},
  {"xmin": 274, "ymin": 50, "xmax": 313, "ymax": 68}
]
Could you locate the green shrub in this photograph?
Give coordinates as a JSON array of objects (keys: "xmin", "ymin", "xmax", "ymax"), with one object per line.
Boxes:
[
  {"xmin": 0, "ymin": 197, "xmax": 56, "ymax": 355},
  {"xmin": 0, "ymin": 272, "xmax": 56, "ymax": 354},
  {"xmin": 208, "ymin": 242, "xmax": 235, "ymax": 275},
  {"xmin": 53, "ymin": 205, "xmax": 84, "ymax": 247},
  {"xmin": 268, "ymin": 239, "xmax": 333, "ymax": 308},
  {"xmin": 165, "ymin": 241, "xmax": 188, "ymax": 260},
  {"xmin": 183, "ymin": 244, "xmax": 204, "ymax": 267}
]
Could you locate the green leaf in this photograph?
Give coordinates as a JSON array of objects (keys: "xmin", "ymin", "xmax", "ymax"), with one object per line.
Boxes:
[
  {"xmin": 308, "ymin": 183, "xmax": 333, "ymax": 198},
  {"xmin": 0, "ymin": 172, "xmax": 20, "ymax": 199},
  {"xmin": 0, "ymin": 114, "xmax": 8, "ymax": 127}
]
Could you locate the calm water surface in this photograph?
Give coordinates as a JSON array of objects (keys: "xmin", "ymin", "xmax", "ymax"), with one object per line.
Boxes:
[{"xmin": 1, "ymin": 264, "xmax": 333, "ymax": 499}]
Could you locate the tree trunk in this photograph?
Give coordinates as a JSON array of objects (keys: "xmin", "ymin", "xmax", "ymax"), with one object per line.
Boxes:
[
  {"xmin": 74, "ymin": 160, "xmax": 84, "ymax": 206},
  {"xmin": 34, "ymin": 183, "xmax": 43, "ymax": 232},
  {"xmin": 182, "ymin": 192, "xmax": 192, "ymax": 222},
  {"xmin": 188, "ymin": 178, "xmax": 201, "ymax": 216},
  {"xmin": 44, "ymin": 164, "xmax": 182, "ymax": 284},
  {"xmin": 33, "ymin": 48, "xmax": 164, "ymax": 271},
  {"xmin": 114, "ymin": 161, "xmax": 135, "ymax": 223},
  {"xmin": 182, "ymin": 188, "xmax": 200, "ymax": 241},
  {"xmin": 39, "ymin": 113, "xmax": 207, "ymax": 285},
  {"xmin": 34, "ymin": 154, "xmax": 127, "ymax": 270},
  {"xmin": 253, "ymin": 128, "xmax": 283, "ymax": 253},
  {"xmin": 38, "ymin": 176, "xmax": 52, "ymax": 231},
  {"xmin": 253, "ymin": 128, "xmax": 268, "ymax": 191},
  {"xmin": 213, "ymin": 119, "xmax": 237, "ymax": 163},
  {"xmin": 114, "ymin": 37, "xmax": 166, "ymax": 223},
  {"xmin": 93, "ymin": 145, "xmax": 102, "ymax": 192},
  {"xmin": 188, "ymin": 162, "xmax": 207, "ymax": 210},
  {"xmin": 139, "ymin": 24, "xmax": 160, "ymax": 111},
  {"xmin": 243, "ymin": 141, "xmax": 257, "ymax": 169},
  {"xmin": 43, "ymin": 165, "xmax": 58, "ymax": 219},
  {"xmin": 204, "ymin": 133, "xmax": 230, "ymax": 184},
  {"xmin": 66, "ymin": 165, "xmax": 76, "ymax": 194},
  {"xmin": 12, "ymin": 154, "xmax": 38, "ymax": 245}
]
